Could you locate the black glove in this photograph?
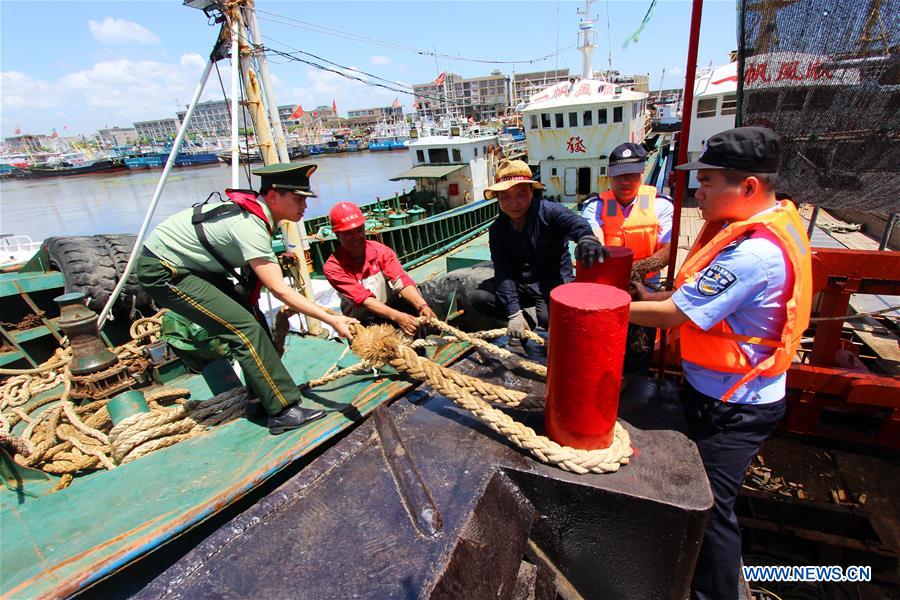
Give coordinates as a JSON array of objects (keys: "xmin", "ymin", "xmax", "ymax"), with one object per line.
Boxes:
[{"xmin": 575, "ymin": 235, "xmax": 606, "ymax": 267}]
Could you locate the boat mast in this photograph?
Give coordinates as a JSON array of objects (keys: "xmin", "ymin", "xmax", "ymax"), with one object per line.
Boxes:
[
  {"xmin": 235, "ymin": 0, "xmax": 322, "ymax": 334},
  {"xmin": 577, "ymin": 0, "xmax": 597, "ymax": 81},
  {"xmin": 242, "ymin": 2, "xmax": 290, "ymax": 163},
  {"xmin": 228, "ymin": 2, "xmax": 241, "ymax": 187}
]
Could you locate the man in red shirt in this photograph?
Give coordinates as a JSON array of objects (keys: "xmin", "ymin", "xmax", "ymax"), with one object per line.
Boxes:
[{"xmin": 324, "ymin": 202, "xmax": 437, "ymax": 335}]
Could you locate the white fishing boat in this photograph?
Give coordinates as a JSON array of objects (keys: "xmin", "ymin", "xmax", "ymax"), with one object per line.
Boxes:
[
  {"xmin": 685, "ymin": 61, "xmax": 738, "ymax": 189},
  {"xmin": 391, "ymin": 120, "xmax": 498, "ymax": 209},
  {"xmin": 517, "ymin": 0, "xmax": 650, "ymax": 202},
  {"xmin": 0, "ymin": 234, "xmax": 41, "ymax": 267}
]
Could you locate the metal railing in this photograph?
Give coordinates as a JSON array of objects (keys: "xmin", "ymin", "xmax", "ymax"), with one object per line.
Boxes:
[{"xmin": 306, "ymin": 200, "xmax": 499, "ymax": 274}]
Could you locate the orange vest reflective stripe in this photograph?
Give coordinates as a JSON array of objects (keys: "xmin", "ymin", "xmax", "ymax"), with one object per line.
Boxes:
[
  {"xmin": 673, "ymin": 201, "xmax": 812, "ymax": 402},
  {"xmin": 599, "ymin": 185, "xmax": 660, "ymax": 261}
]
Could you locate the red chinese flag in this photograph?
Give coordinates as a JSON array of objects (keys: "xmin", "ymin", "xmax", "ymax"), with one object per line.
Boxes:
[
  {"xmin": 412, "ymin": 101, "xmax": 418, "ymax": 109},
  {"xmin": 50, "ymin": 128, "xmax": 58, "ymax": 139},
  {"xmin": 288, "ymin": 104, "xmax": 304, "ymax": 120},
  {"xmin": 392, "ymin": 97, "xmax": 399, "ymax": 109},
  {"xmin": 14, "ymin": 125, "xmax": 22, "ymax": 135},
  {"xmin": 332, "ymin": 99, "xmax": 337, "ymax": 113},
  {"xmin": 433, "ymin": 72, "xmax": 446, "ymax": 87}
]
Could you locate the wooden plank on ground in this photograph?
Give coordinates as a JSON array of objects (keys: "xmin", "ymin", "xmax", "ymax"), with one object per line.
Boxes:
[
  {"xmin": 847, "ymin": 317, "xmax": 900, "ymax": 376},
  {"xmin": 814, "ymin": 209, "xmax": 882, "ymax": 250}
]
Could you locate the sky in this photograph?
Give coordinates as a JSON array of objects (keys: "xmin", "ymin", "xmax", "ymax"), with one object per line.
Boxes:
[{"xmin": 0, "ymin": 0, "xmax": 739, "ymax": 138}]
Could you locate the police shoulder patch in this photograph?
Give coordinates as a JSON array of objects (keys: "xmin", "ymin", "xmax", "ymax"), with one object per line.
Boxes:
[{"xmin": 696, "ymin": 264, "xmax": 738, "ymax": 296}]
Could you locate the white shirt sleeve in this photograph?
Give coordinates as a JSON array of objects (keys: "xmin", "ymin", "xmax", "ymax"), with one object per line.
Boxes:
[
  {"xmin": 580, "ymin": 197, "xmax": 603, "ymax": 228},
  {"xmin": 655, "ymin": 197, "xmax": 674, "ymax": 245}
]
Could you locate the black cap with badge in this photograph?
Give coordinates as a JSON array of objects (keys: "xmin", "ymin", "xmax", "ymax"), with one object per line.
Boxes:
[
  {"xmin": 609, "ymin": 142, "xmax": 649, "ymax": 177},
  {"xmin": 253, "ymin": 162, "xmax": 319, "ymax": 197},
  {"xmin": 675, "ymin": 126, "xmax": 782, "ymax": 173}
]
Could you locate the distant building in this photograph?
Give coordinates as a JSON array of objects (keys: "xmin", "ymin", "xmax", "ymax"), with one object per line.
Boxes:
[
  {"xmin": 312, "ymin": 105, "xmax": 338, "ymax": 124},
  {"xmin": 346, "ymin": 105, "xmax": 404, "ymax": 127},
  {"xmin": 97, "ymin": 127, "xmax": 138, "ymax": 147},
  {"xmin": 413, "ymin": 70, "xmax": 510, "ymax": 120},
  {"xmin": 3, "ymin": 134, "xmax": 52, "ymax": 154},
  {"xmin": 133, "ymin": 118, "xmax": 180, "ymax": 142},
  {"xmin": 512, "ymin": 69, "xmax": 572, "ymax": 106},
  {"xmin": 176, "ymin": 99, "xmax": 250, "ymax": 137}
]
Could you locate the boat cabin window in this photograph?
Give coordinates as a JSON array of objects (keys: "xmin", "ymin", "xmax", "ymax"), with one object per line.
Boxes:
[
  {"xmin": 541, "ymin": 113, "xmax": 551, "ymax": 128},
  {"xmin": 551, "ymin": 167, "xmax": 558, "ymax": 176},
  {"xmin": 808, "ymin": 88, "xmax": 836, "ymax": 110},
  {"xmin": 416, "ymin": 150, "xmax": 425, "ymax": 162},
  {"xmin": 569, "ymin": 112, "xmax": 578, "ymax": 127},
  {"xmin": 781, "ymin": 89, "xmax": 807, "ymax": 111},
  {"xmin": 428, "ymin": 148, "xmax": 450, "ymax": 163},
  {"xmin": 696, "ymin": 98, "xmax": 718, "ymax": 118},
  {"xmin": 583, "ymin": 110, "xmax": 593, "ymax": 126},
  {"xmin": 746, "ymin": 90, "xmax": 778, "ymax": 114},
  {"xmin": 632, "ymin": 103, "xmax": 638, "ymax": 119},
  {"xmin": 452, "ymin": 148, "xmax": 462, "ymax": 162},
  {"xmin": 530, "ymin": 114, "xmax": 538, "ymax": 129},
  {"xmin": 599, "ymin": 166, "xmax": 607, "ymax": 175},
  {"xmin": 474, "ymin": 147, "xmax": 478, "ymax": 157},
  {"xmin": 555, "ymin": 113, "xmax": 564, "ymax": 128},
  {"xmin": 598, "ymin": 108, "xmax": 607, "ymax": 124},
  {"xmin": 613, "ymin": 106, "xmax": 623, "ymax": 123},
  {"xmin": 721, "ymin": 94, "xmax": 737, "ymax": 115}
]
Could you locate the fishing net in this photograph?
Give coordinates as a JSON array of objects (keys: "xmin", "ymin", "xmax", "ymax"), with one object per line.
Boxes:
[{"xmin": 736, "ymin": 0, "xmax": 899, "ymax": 210}]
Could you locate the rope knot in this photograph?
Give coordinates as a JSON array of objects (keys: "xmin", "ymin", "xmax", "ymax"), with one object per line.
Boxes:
[{"xmin": 349, "ymin": 323, "xmax": 407, "ymax": 367}]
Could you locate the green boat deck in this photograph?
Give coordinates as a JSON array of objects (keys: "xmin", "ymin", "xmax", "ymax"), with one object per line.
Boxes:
[{"xmin": 1, "ymin": 335, "xmax": 470, "ymax": 598}]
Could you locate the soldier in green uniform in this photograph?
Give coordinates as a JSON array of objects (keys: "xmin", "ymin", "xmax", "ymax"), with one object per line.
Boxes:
[{"xmin": 136, "ymin": 163, "xmax": 357, "ymax": 434}]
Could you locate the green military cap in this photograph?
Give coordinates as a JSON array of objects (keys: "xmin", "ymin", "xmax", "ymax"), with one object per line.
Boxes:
[{"xmin": 253, "ymin": 162, "xmax": 318, "ymax": 197}]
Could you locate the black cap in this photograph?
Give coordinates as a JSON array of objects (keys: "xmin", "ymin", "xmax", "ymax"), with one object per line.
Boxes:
[
  {"xmin": 252, "ymin": 162, "xmax": 318, "ymax": 197},
  {"xmin": 609, "ymin": 143, "xmax": 648, "ymax": 177},
  {"xmin": 676, "ymin": 127, "xmax": 782, "ymax": 173}
]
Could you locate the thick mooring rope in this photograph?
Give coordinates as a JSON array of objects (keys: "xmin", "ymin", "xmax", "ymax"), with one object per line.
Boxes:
[
  {"xmin": 348, "ymin": 323, "xmax": 632, "ymax": 474},
  {"xmin": 1, "ymin": 311, "xmax": 631, "ymax": 484},
  {"xmin": 421, "ymin": 318, "xmax": 548, "ymax": 378}
]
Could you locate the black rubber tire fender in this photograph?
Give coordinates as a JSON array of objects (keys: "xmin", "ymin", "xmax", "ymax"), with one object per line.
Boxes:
[
  {"xmin": 46, "ymin": 236, "xmax": 119, "ymax": 313},
  {"xmin": 94, "ymin": 234, "xmax": 152, "ymax": 309}
]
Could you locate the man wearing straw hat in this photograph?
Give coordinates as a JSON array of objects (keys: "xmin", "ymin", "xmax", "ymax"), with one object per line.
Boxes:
[{"xmin": 472, "ymin": 159, "xmax": 605, "ymax": 340}]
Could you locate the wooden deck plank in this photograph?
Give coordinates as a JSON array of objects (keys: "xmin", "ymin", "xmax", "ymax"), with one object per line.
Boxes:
[{"xmin": 847, "ymin": 317, "xmax": 900, "ymax": 376}]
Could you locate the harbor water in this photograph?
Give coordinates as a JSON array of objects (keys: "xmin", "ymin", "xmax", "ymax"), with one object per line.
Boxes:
[{"xmin": 0, "ymin": 151, "xmax": 411, "ymax": 242}]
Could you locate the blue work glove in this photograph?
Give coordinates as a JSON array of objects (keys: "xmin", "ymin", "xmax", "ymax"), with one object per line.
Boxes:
[
  {"xmin": 507, "ymin": 310, "xmax": 530, "ymax": 340},
  {"xmin": 575, "ymin": 235, "xmax": 606, "ymax": 267}
]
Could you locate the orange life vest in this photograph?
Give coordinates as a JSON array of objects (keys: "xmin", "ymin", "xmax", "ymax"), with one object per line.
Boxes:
[
  {"xmin": 598, "ymin": 184, "xmax": 661, "ymax": 261},
  {"xmin": 673, "ymin": 201, "xmax": 812, "ymax": 402}
]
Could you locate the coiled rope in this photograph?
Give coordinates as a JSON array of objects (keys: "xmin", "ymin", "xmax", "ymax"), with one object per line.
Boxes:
[{"xmin": 0, "ymin": 311, "xmax": 245, "ymax": 484}]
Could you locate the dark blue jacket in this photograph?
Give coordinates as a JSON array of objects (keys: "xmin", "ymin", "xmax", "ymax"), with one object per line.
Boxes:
[{"xmin": 489, "ymin": 197, "xmax": 593, "ymax": 315}]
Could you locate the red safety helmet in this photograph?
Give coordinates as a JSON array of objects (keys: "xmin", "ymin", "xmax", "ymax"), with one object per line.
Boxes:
[{"xmin": 329, "ymin": 201, "xmax": 366, "ymax": 232}]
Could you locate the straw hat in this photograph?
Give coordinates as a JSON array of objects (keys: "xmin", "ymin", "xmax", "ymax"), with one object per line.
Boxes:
[{"xmin": 484, "ymin": 159, "xmax": 545, "ymax": 199}]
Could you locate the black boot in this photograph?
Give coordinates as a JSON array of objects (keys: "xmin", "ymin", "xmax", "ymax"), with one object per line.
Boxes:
[{"xmin": 267, "ymin": 403, "xmax": 326, "ymax": 435}]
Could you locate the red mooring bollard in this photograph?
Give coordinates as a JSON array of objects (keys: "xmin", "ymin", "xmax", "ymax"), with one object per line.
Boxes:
[
  {"xmin": 576, "ymin": 246, "xmax": 633, "ymax": 291},
  {"xmin": 546, "ymin": 282, "xmax": 631, "ymax": 449}
]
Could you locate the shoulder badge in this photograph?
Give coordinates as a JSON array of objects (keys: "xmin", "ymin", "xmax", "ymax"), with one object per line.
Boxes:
[{"xmin": 696, "ymin": 264, "xmax": 738, "ymax": 296}]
